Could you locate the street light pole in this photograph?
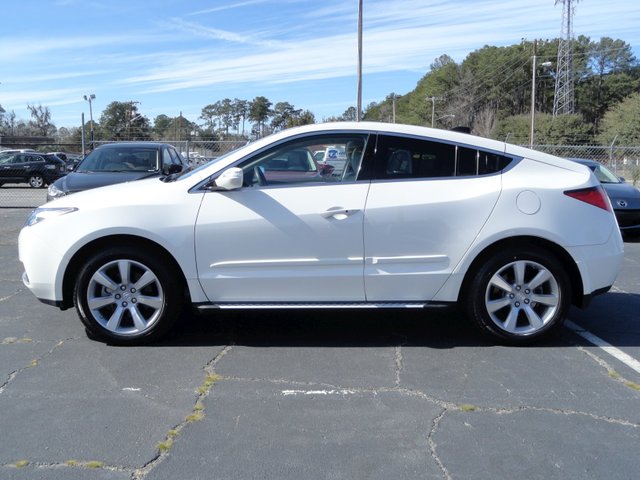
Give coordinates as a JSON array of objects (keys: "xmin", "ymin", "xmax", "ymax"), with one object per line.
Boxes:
[
  {"xmin": 529, "ymin": 40, "xmax": 552, "ymax": 148},
  {"xmin": 83, "ymin": 94, "xmax": 96, "ymax": 149}
]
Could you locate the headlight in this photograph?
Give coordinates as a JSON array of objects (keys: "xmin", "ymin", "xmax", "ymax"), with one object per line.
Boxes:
[
  {"xmin": 47, "ymin": 183, "xmax": 66, "ymax": 199},
  {"xmin": 25, "ymin": 207, "xmax": 78, "ymax": 227}
]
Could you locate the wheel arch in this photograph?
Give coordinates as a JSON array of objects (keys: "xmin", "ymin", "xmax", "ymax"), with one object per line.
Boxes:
[
  {"xmin": 61, "ymin": 234, "xmax": 189, "ymax": 310},
  {"xmin": 458, "ymin": 236, "xmax": 584, "ymax": 308}
]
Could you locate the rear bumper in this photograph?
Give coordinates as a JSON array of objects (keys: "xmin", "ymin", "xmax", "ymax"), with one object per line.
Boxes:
[
  {"xmin": 577, "ymin": 285, "xmax": 612, "ymax": 309},
  {"xmin": 566, "ymin": 229, "xmax": 624, "ymax": 302}
]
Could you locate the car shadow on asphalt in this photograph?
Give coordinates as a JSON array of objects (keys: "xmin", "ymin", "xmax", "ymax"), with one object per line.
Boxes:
[
  {"xmin": 142, "ymin": 299, "xmax": 639, "ymax": 349},
  {"xmin": 162, "ymin": 306, "xmax": 485, "ymax": 349}
]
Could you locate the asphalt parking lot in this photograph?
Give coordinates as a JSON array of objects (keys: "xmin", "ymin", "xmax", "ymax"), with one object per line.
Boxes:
[{"xmin": 1, "ymin": 207, "xmax": 639, "ymax": 480}]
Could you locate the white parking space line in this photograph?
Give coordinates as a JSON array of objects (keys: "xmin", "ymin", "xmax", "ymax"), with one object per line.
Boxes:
[{"xmin": 566, "ymin": 320, "xmax": 640, "ymax": 374}]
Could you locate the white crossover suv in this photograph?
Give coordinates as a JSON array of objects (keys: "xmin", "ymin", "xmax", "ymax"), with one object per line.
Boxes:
[{"xmin": 19, "ymin": 122, "xmax": 624, "ymax": 345}]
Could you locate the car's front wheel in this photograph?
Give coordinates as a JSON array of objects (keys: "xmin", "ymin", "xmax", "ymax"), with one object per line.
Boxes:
[
  {"xmin": 466, "ymin": 247, "xmax": 571, "ymax": 344},
  {"xmin": 74, "ymin": 246, "xmax": 183, "ymax": 344},
  {"xmin": 28, "ymin": 174, "xmax": 45, "ymax": 188}
]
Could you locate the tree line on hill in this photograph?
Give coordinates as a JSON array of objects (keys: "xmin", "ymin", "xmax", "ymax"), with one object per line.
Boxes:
[{"xmin": 1, "ymin": 36, "xmax": 638, "ymax": 147}]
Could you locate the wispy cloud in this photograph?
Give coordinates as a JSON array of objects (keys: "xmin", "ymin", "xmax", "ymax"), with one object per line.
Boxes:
[
  {"xmin": 186, "ymin": 0, "xmax": 268, "ymax": 17},
  {"xmin": 2, "ymin": 0, "xmax": 638, "ymax": 125},
  {"xmin": 166, "ymin": 18, "xmax": 284, "ymax": 49}
]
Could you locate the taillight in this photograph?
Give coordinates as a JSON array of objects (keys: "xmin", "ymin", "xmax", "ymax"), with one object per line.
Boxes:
[{"xmin": 564, "ymin": 186, "xmax": 612, "ymax": 212}]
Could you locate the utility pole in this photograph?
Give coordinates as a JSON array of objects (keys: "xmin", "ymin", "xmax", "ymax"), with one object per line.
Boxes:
[
  {"xmin": 356, "ymin": 0, "xmax": 363, "ymax": 121},
  {"xmin": 427, "ymin": 96, "xmax": 441, "ymax": 127},
  {"xmin": 530, "ymin": 41, "xmax": 538, "ymax": 147}
]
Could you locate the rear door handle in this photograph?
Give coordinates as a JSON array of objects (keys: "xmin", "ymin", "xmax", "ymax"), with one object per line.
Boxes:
[{"xmin": 321, "ymin": 208, "xmax": 360, "ymax": 220}]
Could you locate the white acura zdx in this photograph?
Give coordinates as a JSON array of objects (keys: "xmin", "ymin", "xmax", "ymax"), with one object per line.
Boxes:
[{"xmin": 19, "ymin": 122, "xmax": 623, "ymax": 345}]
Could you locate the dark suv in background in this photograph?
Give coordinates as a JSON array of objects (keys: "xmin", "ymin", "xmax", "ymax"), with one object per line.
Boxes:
[
  {"xmin": 0, "ymin": 152, "xmax": 67, "ymax": 188},
  {"xmin": 47, "ymin": 142, "xmax": 191, "ymax": 201}
]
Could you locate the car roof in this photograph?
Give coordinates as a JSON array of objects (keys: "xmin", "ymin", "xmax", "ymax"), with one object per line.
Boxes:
[
  {"xmin": 567, "ymin": 157, "xmax": 600, "ymax": 167},
  {"xmin": 95, "ymin": 142, "xmax": 173, "ymax": 149}
]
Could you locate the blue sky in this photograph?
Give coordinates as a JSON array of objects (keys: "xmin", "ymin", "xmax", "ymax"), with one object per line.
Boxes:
[{"xmin": 1, "ymin": 0, "xmax": 639, "ymax": 129}]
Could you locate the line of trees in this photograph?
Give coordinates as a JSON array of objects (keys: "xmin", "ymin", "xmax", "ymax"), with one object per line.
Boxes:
[
  {"xmin": 363, "ymin": 36, "xmax": 640, "ymax": 145},
  {"xmin": 2, "ymin": 35, "xmax": 639, "ymax": 147}
]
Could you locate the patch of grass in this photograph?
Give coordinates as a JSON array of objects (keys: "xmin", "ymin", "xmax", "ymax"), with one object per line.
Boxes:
[
  {"xmin": 196, "ymin": 373, "xmax": 222, "ymax": 394},
  {"xmin": 12, "ymin": 460, "xmax": 29, "ymax": 468},
  {"xmin": 458, "ymin": 404, "xmax": 477, "ymax": 412},
  {"xmin": 623, "ymin": 380, "xmax": 640, "ymax": 391},
  {"xmin": 156, "ymin": 439, "xmax": 174, "ymax": 453},
  {"xmin": 65, "ymin": 460, "xmax": 79, "ymax": 467},
  {"xmin": 28, "ymin": 359, "xmax": 39, "ymax": 368},
  {"xmin": 84, "ymin": 461, "xmax": 104, "ymax": 469},
  {"xmin": 186, "ymin": 411, "xmax": 205, "ymax": 423},
  {"xmin": 606, "ymin": 367, "xmax": 640, "ymax": 391}
]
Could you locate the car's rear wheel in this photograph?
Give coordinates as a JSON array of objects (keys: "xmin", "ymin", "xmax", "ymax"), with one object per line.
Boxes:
[
  {"xmin": 74, "ymin": 246, "xmax": 183, "ymax": 345},
  {"xmin": 466, "ymin": 247, "xmax": 570, "ymax": 344},
  {"xmin": 28, "ymin": 174, "xmax": 44, "ymax": 188}
]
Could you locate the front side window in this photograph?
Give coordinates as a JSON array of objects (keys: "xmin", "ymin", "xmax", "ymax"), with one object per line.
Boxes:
[{"xmin": 239, "ymin": 133, "xmax": 370, "ymax": 187}]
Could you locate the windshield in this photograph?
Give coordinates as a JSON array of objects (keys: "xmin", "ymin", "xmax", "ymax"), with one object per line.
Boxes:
[
  {"xmin": 175, "ymin": 149, "xmax": 242, "ymax": 181},
  {"xmin": 77, "ymin": 147, "xmax": 159, "ymax": 172},
  {"xmin": 592, "ymin": 164, "xmax": 621, "ymax": 184}
]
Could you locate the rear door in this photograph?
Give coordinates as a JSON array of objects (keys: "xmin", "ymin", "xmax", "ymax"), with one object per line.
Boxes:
[{"xmin": 363, "ymin": 134, "xmax": 506, "ymax": 302}]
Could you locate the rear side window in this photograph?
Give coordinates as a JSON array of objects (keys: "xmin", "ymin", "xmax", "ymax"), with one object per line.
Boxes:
[{"xmin": 374, "ymin": 135, "xmax": 512, "ymax": 180}]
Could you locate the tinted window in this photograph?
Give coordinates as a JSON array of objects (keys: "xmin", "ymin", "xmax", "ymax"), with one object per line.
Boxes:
[
  {"xmin": 375, "ymin": 135, "xmax": 512, "ymax": 180},
  {"xmin": 375, "ymin": 135, "xmax": 455, "ymax": 179}
]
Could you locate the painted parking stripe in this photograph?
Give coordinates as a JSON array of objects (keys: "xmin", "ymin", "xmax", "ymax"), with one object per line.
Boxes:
[{"xmin": 566, "ymin": 320, "xmax": 640, "ymax": 374}]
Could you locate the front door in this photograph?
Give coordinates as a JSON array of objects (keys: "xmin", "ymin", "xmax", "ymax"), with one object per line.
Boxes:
[{"xmin": 194, "ymin": 132, "xmax": 372, "ymax": 303}]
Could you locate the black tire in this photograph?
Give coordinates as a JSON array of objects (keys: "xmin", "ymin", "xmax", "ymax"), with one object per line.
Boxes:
[
  {"xmin": 28, "ymin": 174, "xmax": 45, "ymax": 188},
  {"xmin": 465, "ymin": 247, "xmax": 571, "ymax": 345},
  {"xmin": 74, "ymin": 246, "xmax": 183, "ymax": 345}
]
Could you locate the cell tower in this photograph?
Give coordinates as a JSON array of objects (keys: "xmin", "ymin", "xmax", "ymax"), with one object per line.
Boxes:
[{"xmin": 553, "ymin": 0, "xmax": 578, "ymax": 116}]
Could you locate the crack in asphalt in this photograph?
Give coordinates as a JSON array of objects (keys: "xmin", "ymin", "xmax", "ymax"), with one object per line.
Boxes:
[
  {"xmin": 428, "ymin": 408, "xmax": 453, "ymax": 480},
  {"xmin": 130, "ymin": 345, "xmax": 234, "ymax": 480},
  {"xmin": 0, "ymin": 338, "xmax": 67, "ymax": 395},
  {"xmin": 0, "ymin": 287, "xmax": 24, "ymax": 303},
  {"xmin": 2, "ymin": 337, "xmax": 639, "ymax": 479}
]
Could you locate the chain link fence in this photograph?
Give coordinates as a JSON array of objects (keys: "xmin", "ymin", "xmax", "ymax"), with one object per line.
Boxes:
[
  {"xmin": 528, "ymin": 144, "xmax": 640, "ymax": 181},
  {"xmin": 91, "ymin": 140, "xmax": 248, "ymax": 166},
  {"xmin": 2, "ymin": 140, "xmax": 639, "ymax": 208},
  {"xmin": 0, "ymin": 139, "xmax": 246, "ymax": 208}
]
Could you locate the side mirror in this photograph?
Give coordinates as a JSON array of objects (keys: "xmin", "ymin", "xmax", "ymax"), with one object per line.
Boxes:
[
  {"xmin": 163, "ymin": 164, "xmax": 183, "ymax": 175},
  {"xmin": 213, "ymin": 167, "xmax": 243, "ymax": 191}
]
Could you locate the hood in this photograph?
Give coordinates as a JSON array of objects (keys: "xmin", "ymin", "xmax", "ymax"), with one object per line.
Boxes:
[
  {"xmin": 56, "ymin": 170, "xmax": 159, "ymax": 194},
  {"xmin": 601, "ymin": 181, "xmax": 640, "ymax": 204}
]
